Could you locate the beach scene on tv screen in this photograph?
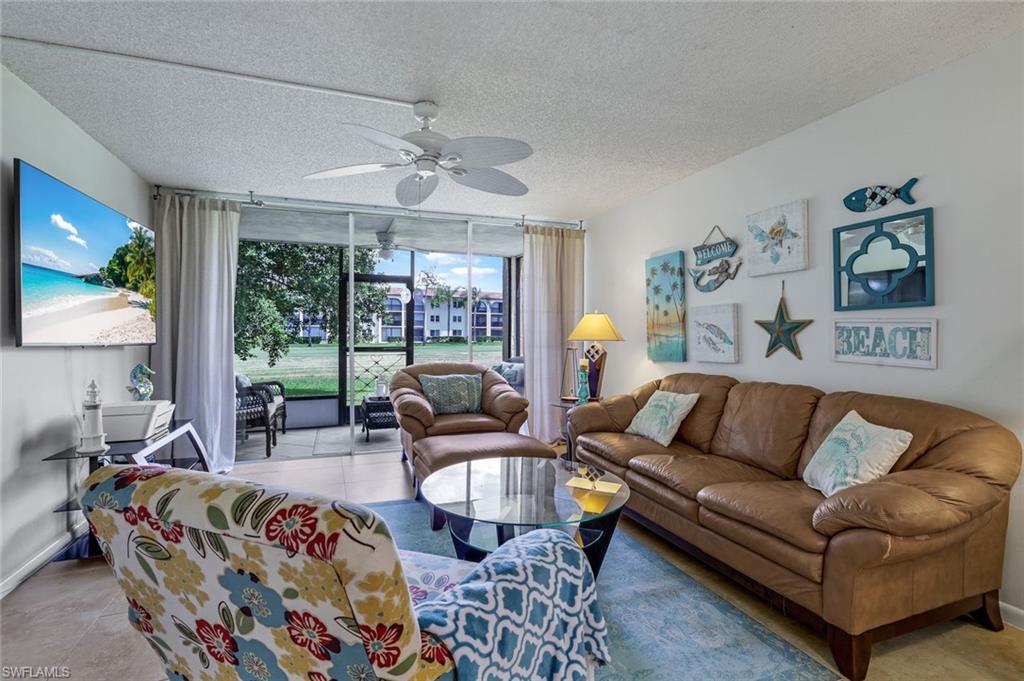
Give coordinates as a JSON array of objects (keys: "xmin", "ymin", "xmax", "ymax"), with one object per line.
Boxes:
[{"xmin": 19, "ymin": 162, "xmax": 156, "ymax": 345}]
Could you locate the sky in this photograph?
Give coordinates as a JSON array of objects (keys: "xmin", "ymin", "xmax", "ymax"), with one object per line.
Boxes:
[
  {"xmin": 18, "ymin": 161, "xmax": 152, "ymax": 276},
  {"xmin": 376, "ymin": 250, "xmax": 504, "ymax": 293}
]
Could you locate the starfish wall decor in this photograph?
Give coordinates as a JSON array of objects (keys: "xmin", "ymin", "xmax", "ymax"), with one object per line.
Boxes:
[{"xmin": 756, "ymin": 292, "xmax": 813, "ymax": 359}]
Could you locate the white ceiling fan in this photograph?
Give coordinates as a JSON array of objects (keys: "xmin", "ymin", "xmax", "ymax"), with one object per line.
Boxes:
[{"xmin": 303, "ymin": 101, "xmax": 532, "ymax": 206}]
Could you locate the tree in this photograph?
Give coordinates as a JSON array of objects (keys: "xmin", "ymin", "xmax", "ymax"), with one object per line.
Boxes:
[
  {"xmin": 124, "ymin": 227, "xmax": 156, "ymax": 316},
  {"xmin": 100, "ymin": 245, "xmax": 130, "ymax": 287},
  {"xmin": 234, "ymin": 243, "xmax": 386, "ymax": 366},
  {"xmin": 100, "ymin": 227, "xmax": 156, "ymax": 317}
]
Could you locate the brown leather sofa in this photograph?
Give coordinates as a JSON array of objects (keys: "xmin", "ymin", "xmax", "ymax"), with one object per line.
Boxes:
[{"xmin": 568, "ymin": 372, "xmax": 1021, "ymax": 680}]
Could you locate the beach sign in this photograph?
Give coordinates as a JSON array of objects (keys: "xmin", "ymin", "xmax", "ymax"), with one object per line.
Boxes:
[{"xmin": 833, "ymin": 319, "xmax": 937, "ymax": 369}]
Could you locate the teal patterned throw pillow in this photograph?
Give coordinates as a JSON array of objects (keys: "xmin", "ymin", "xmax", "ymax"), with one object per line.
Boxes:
[
  {"xmin": 802, "ymin": 410, "xmax": 913, "ymax": 497},
  {"xmin": 625, "ymin": 390, "xmax": 700, "ymax": 446},
  {"xmin": 419, "ymin": 374, "xmax": 483, "ymax": 415}
]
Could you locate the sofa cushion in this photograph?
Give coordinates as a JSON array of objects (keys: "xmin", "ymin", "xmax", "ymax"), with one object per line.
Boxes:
[
  {"xmin": 427, "ymin": 413, "xmax": 506, "ymax": 436},
  {"xmin": 655, "ymin": 373, "xmax": 738, "ymax": 452},
  {"xmin": 575, "ymin": 432, "xmax": 691, "ymax": 468},
  {"xmin": 698, "ymin": 509, "xmax": 824, "ymax": 583},
  {"xmin": 627, "ymin": 449, "xmax": 780, "ymax": 500},
  {"xmin": 803, "ymin": 410, "xmax": 913, "ymax": 496},
  {"xmin": 264, "ymin": 394, "xmax": 285, "ymax": 418},
  {"xmin": 420, "ymin": 373, "xmax": 483, "ymax": 414},
  {"xmin": 624, "ymin": 470, "xmax": 701, "ymax": 523},
  {"xmin": 626, "ymin": 390, "xmax": 700, "ymax": 446},
  {"xmin": 710, "ymin": 382, "xmax": 823, "ymax": 478},
  {"xmin": 696, "ymin": 480, "xmax": 827, "ymax": 553},
  {"xmin": 575, "ymin": 448, "xmax": 630, "ymax": 481}
]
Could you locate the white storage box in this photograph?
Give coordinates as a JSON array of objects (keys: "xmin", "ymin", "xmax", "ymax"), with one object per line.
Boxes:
[{"xmin": 104, "ymin": 400, "xmax": 175, "ymax": 442}]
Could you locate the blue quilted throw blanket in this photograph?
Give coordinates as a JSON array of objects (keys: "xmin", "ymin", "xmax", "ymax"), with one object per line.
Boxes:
[{"xmin": 416, "ymin": 529, "xmax": 610, "ymax": 681}]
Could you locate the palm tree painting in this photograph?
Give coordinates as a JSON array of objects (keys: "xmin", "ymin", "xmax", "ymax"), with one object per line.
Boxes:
[{"xmin": 646, "ymin": 251, "xmax": 686, "ymax": 361}]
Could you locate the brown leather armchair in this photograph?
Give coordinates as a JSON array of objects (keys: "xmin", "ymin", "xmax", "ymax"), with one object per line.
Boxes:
[{"xmin": 390, "ymin": 362, "xmax": 530, "ymax": 462}]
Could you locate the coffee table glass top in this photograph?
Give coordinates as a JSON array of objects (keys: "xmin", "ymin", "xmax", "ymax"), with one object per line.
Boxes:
[{"xmin": 419, "ymin": 456, "xmax": 630, "ymax": 528}]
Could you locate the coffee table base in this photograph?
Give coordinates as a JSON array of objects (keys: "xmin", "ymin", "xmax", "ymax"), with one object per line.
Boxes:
[{"xmin": 441, "ymin": 508, "xmax": 623, "ymax": 577}]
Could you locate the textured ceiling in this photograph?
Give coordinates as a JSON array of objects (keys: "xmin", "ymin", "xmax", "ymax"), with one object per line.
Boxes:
[{"xmin": 2, "ymin": 2, "xmax": 1021, "ymax": 221}]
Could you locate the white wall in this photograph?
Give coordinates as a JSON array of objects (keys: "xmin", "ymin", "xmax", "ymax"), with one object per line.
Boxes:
[
  {"xmin": 585, "ymin": 34, "xmax": 1024, "ymax": 614},
  {"xmin": 0, "ymin": 67, "xmax": 152, "ymax": 596}
]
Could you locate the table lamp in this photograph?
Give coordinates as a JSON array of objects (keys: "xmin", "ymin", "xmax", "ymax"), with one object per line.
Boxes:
[{"xmin": 561, "ymin": 311, "xmax": 624, "ymax": 401}]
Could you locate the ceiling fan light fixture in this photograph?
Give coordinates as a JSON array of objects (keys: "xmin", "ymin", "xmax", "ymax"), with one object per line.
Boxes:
[
  {"xmin": 415, "ymin": 159, "xmax": 437, "ymax": 177},
  {"xmin": 376, "ymin": 231, "xmax": 395, "ymax": 260},
  {"xmin": 305, "ymin": 101, "xmax": 531, "ymax": 203}
]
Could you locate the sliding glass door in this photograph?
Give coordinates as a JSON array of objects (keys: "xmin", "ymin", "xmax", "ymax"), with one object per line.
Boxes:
[
  {"xmin": 233, "ymin": 208, "xmax": 524, "ymax": 457},
  {"xmin": 339, "ymin": 250, "xmax": 414, "ymax": 425}
]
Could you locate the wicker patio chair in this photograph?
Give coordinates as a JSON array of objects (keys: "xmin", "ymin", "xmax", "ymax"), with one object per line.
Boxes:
[{"xmin": 235, "ymin": 387, "xmax": 273, "ymax": 457}]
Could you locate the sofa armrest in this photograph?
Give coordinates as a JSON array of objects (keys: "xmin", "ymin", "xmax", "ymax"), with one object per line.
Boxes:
[
  {"xmin": 391, "ymin": 388, "xmax": 436, "ymax": 430},
  {"xmin": 482, "ymin": 381, "xmax": 529, "ymax": 424},
  {"xmin": 812, "ymin": 469, "xmax": 1002, "ymax": 537},
  {"xmin": 567, "ymin": 394, "xmax": 641, "ymax": 439}
]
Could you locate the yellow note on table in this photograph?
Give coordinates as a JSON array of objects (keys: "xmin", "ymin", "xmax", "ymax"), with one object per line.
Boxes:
[
  {"xmin": 569, "ymin": 489, "xmax": 612, "ymax": 513},
  {"xmin": 566, "ymin": 477, "xmax": 622, "ymax": 495}
]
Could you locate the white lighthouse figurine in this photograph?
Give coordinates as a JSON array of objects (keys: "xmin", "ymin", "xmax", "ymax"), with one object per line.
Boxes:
[{"xmin": 78, "ymin": 380, "xmax": 109, "ymax": 454}]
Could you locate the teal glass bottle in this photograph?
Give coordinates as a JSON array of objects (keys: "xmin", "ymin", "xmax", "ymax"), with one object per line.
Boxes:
[{"xmin": 576, "ymin": 366, "xmax": 590, "ymax": 405}]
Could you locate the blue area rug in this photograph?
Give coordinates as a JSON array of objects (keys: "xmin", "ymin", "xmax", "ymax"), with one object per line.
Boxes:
[{"xmin": 370, "ymin": 499, "xmax": 836, "ymax": 681}]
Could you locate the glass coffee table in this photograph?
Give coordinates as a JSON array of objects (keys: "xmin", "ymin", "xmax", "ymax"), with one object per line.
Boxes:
[{"xmin": 419, "ymin": 456, "xmax": 630, "ymax": 576}]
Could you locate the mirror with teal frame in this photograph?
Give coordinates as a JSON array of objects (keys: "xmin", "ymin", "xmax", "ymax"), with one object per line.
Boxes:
[{"xmin": 833, "ymin": 207, "xmax": 934, "ymax": 311}]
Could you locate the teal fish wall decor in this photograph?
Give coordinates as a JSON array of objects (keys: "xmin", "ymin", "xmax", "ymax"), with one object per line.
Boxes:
[{"xmin": 843, "ymin": 178, "xmax": 918, "ymax": 212}]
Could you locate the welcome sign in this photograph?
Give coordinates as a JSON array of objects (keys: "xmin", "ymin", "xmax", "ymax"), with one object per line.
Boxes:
[
  {"xmin": 833, "ymin": 319, "xmax": 937, "ymax": 369},
  {"xmin": 693, "ymin": 237, "xmax": 738, "ymax": 266}
]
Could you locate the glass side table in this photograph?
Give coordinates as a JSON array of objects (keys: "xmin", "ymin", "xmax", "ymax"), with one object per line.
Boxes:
[{"xmin": 549, "ymin": 399, "xmax": 580, "ymax": 461}]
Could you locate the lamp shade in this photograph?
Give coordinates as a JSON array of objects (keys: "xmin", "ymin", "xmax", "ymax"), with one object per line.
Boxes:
[{"xmin": 568, "ymin": 312, "xmax": 624, "ymax": 342}]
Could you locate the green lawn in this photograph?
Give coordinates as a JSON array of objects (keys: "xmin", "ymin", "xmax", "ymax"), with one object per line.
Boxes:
[{"xmin": 235, "ymin": 341, "xmax": 505, "ymax": 398}]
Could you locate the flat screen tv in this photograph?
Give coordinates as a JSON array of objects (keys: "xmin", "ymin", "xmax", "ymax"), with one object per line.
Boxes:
[{"xmin": 14, "ymin": 159, "xmax": 156, "ymax": 346}]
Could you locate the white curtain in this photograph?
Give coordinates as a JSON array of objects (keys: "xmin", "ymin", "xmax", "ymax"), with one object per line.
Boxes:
[
  {"xmin": 153, "ymin": 195, "xmax": 241, "ymax": 472},
  {"xmin": 522, "ymin": 225, "xmax": 584, "ymax": 443}
]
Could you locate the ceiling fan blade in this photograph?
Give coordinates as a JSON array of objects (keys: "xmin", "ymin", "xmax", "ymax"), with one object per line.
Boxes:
[
  {"xmin": 448, "ymin": 167, "xmax": 528, "ymax": 196},
  {"xmin": 342, "ymin": 123, "xmax": 424, "ymax": 155},
  {"xmin": 395, "ymin": 173, "xmax": 439, "ymax": 207},
  {"xmin": 304, "ymin": 162, "xmax": 404, "ymax": 180},
  {"xmin": 441, "ymin": 137, "xmax": 533, "ymax": 168}
]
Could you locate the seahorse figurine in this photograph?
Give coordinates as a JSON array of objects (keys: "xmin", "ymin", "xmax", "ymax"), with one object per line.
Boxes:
[{"xmin": 127, "ymin": 363, "xmax": 156, "ymax": 401}]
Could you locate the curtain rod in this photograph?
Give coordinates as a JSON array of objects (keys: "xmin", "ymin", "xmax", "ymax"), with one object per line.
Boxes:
[
  {"xmin": 0, "ymin": 35, "xmax": 416, "ymax": 109},
  {"xmin": 158, "ymin": 187, "xmax": 582, "ymax": 229}
]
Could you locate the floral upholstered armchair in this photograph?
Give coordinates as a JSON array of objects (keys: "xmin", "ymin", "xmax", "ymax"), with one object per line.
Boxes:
[
  {"xmin": 80, "ymin": 465, "xmax": 470, "ymax": 681},
  {"xmin": 82, "ymin": 465, "xmax": 610, "ymax": 681}
]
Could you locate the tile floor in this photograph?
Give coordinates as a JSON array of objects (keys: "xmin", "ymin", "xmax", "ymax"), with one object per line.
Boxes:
[
  {"xmin": 235, "ymin": 425, "xmax": 403, "ymax": 462},
  {"xmin": 2, "ymin": 453, "xmax": 1022, "ymax": 680}
]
